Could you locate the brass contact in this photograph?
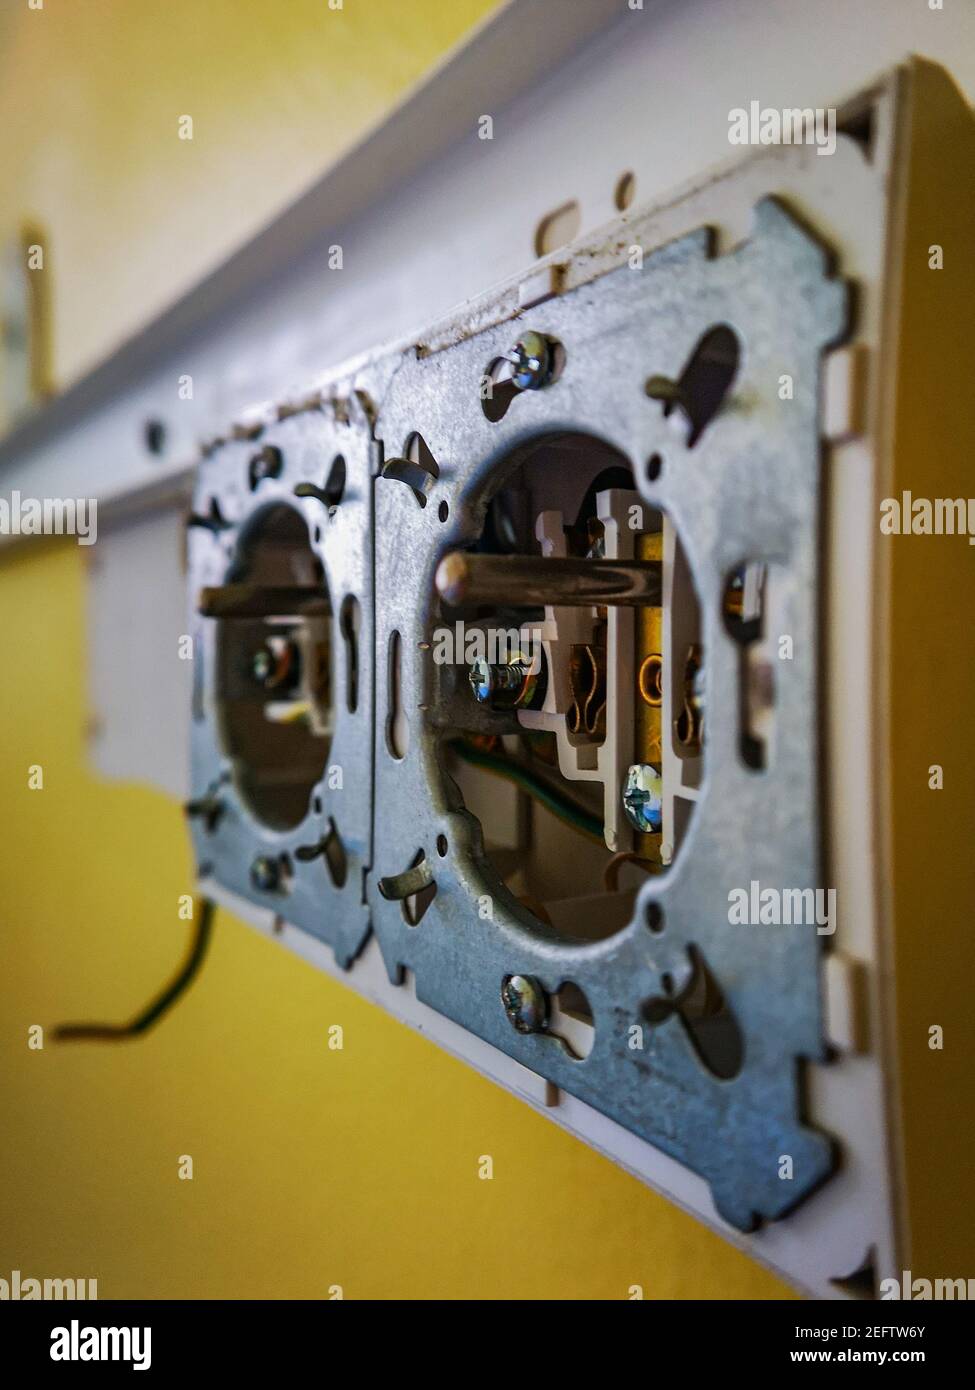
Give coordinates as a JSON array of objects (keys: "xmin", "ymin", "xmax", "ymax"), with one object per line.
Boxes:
[{"xmin": 638, "ymin": 652, "xmax": 663, "ymax": 707}]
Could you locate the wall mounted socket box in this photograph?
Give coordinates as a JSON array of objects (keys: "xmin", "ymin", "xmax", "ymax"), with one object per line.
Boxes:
[{"xmin": 176, "ymin": 63, "xmax": 975, "ymax": 1299}]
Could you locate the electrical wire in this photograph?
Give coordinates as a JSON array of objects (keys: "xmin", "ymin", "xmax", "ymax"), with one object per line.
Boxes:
[
  {"xmin": 602, "ymin": 851, "xmax": 657, "ymax": 892},
  {"xmin": 53, "ymin": 898, "xmax": 215, "ymax": 1043},
  {"xmin": 447, "ymin": 738, "xmax": 605, "ymax": 843}
]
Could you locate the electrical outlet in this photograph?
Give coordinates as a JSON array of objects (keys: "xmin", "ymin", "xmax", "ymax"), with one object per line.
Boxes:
[{"xmin": 184, "ymin": 66, "xmax": 975, "ymax": 1298}]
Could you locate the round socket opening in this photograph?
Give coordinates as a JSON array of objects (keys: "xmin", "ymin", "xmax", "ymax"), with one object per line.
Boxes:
[{"xmin": 215, "ymin": 503, "xmax": 333, "ymax": 831}]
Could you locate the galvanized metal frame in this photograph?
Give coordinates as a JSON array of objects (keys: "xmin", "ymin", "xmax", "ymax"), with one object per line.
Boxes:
[
  {"xmin": 367, "ymin": 198, "xmax": 848, "ymax": 1231},
  {"xmin": 187, "ymin": 193, "xmax": 848, "ymax": 1232}
]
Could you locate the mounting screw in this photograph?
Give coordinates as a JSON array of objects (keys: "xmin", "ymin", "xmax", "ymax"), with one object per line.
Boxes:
[
  {"xmin": 469, "ymin": 654, "xmax": 546, "ymax": 711},
  {"xmin": 248, "ymin": 444, "xmax": 283, "ymax": 490},
  {"xmin": 505, "ymin": 330, "xmax": 556, "ymax": 391},
  {"xmin": 249, "ymin": 635, "xmax": 300, "ymax": 692},
  {"xmin": 501, "ymin": 974, "xmax": 548, "ymax": 1034},
  {"xmin": 250, "ymin": 855, "xmax": 281, "ymax": 893},
  {"xmin": 251, "ymin": 648, "xmax": 274, "ymax": 684},
  {"xmin": 622, "ymin": 763, "xmax": 663, "ymax": 834}
]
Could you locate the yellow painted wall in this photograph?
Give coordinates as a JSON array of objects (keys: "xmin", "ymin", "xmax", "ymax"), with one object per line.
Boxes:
[
  {"xmin": 0, "ymin": 539, "xmax": 788, "ymax": 1298},
  {"xmin": 0, "ymin": 0, "xmax": 791, "ymax": 1298},
  {"xmin": 0, "ymin": 0, "xmax": 507, "ymax": 388}
]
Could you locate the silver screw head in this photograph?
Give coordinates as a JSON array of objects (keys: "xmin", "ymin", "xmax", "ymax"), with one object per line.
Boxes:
[
  {"xmin": 250, "ymin": 855, "xmax": 281, "ymax": 893},
  {"xmin": 501, "ymin": 974, "xmax": 548, "ymax": 1034},
  {"xmin": 251, "ymin": 647, "xmax": 274, "ymax": 684},
  {"xmin": 468, "ymin": 657, "xmax": 494, "ymax": 703},
  {"xmin": 507, "ymin": 331, "xmax": 552, "ymax": 391},
  {"xmin": 622, "ymin": 763, "xmax": 663, "ymax": 834}
]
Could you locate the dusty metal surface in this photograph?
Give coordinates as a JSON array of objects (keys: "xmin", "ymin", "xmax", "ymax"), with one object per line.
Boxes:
[
  {"xmin": 186, "ymin": 191, "xmax": 850, "ymax": 1233},
  {"xmin": 366, "ymin": 199, "xmax": 848, "ymax": 1231}
]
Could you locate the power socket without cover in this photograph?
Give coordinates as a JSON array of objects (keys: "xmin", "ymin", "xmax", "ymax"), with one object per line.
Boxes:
[{"xmin": 177, "ymin": 63, "xmax": 969, "ymax": 1296}]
